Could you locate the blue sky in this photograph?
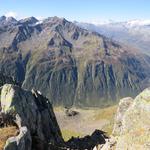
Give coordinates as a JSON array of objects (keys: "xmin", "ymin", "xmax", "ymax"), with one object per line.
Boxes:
[{"xmin": 0, "ymin": 0, "xmax": 150, "ymax": 23}]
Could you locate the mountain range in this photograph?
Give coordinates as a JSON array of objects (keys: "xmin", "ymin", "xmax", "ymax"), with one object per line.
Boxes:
[
  {"xmin": 76, "ymin": 20, "xmax": 150, "ymax": 55},
  {"xmin": 0, "ymin": 16, "xmax": 150, "ymax": 107}
]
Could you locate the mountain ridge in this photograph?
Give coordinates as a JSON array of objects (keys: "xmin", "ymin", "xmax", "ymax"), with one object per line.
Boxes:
[
  {"xmin": 76, "ymin": 20, "xmax": 150, "ymax": 55},
  {"xmin": 0, "ymin": 16, "xmax": 150, "ymax": 107}
]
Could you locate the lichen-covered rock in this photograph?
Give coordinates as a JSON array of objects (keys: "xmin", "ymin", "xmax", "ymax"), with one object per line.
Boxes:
[
  {"xmin": 114, "ymin": 88, "xmax": 150, "ymax": 150},
  {"xmin": 0, "ymin": 84, "xmax": 64, "ymax": 150},
  {"xmin": 100, "ymin": 88, "xmax": 150, "ymax": 149},
  {"xmin": 112, "ymin": 97, "xmax": 133, "ymax": 135}
]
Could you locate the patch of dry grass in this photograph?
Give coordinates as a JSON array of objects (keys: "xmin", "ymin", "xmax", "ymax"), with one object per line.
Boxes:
[
  {"xmin": 54, "ymin": 106, "xmax": 65, "ymax": 112},
  {"xmin": 0, "ymin": 126, "xmax": 18, "ymax": 150},
  {"xmin": 61, "ymin": 129, "xmax": 83, "ymax": 141},
  {"xmin": 93, "ymin": 105, "xmax": 117, "ymax": 135},
  {"xmin": 93, "ymin": 105, "xmax": 117, "ymax": 121},
  {"xmin": 55, "ymin": 105, "xmax": 118, "ymax": 140}
]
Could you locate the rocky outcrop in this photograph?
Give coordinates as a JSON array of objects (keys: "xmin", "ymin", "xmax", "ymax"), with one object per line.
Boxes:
[
  {"xmin": 115, "ymin": 87, "xmax": 150, "ymax": 150},
  {"xmin": 65, "ymin": 108, "xmax": 79, "ymax": 117},
  {"xmin": 100, "ymin": 87, "xmax": 150, "ymax": 150},
  {"xmin": 0, "ymin": 83, "xmax": 109, "ymax": 150},
  {"xmin": 2, "ymin": 83, "xmax": 150, "ymax": 150},
  {"xmin": 0, "ymin": 84, "xmax": 63, "ymax": 150}
]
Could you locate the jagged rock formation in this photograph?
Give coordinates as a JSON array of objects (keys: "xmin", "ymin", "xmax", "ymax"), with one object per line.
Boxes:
[
  {"xmin": 0, "ymin": 84, "xmax": 108, "ymax": 150},
  {"xmin": 66, "ymin": 130, "xmax": 108, "ymax": 150},
  {"xmin": 100, "ymin": 88, "xmax": 150, "ymax": 150},
  {"xmin": 0, "ymin": 16, "xmax": 150, "ymax": 107},
  {"xmin": 0, "ymin": 84, "xmax": 63, "ymax": 150}
]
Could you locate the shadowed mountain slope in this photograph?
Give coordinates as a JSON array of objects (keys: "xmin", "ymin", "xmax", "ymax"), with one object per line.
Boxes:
[{"xmin": 0, "ymin": 16, "xmax": 150, "ymax": 107}]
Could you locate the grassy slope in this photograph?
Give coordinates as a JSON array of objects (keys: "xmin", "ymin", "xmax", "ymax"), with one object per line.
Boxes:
[
  {"xmin": 54, "ymin": 105, "xmax": 117, "ymax": 141},
  {"xmin": 0, "ymin": 126, "xmax": 18, "ymax": 150}
]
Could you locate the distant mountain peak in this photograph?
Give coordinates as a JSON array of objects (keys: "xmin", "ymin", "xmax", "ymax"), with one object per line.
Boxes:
[
  {"xmin": 43, "ymin": 16, "xmax": 70, "ymax": 25},
  {"xmin": 0, "ymin": 15, "xmax": 17, "ymax": 25},
  {"xmin": 19, "ymin": 16, "xmax": 38, "ymax": 24},
  {"xmin": 0, "ymin": 16, "xmax": 6, "ymax": 21},
  {"xmin": 6, "ymin": 16, "xmax": 17, "ymax": 22}
]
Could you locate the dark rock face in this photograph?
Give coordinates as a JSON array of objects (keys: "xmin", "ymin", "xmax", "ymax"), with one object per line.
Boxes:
[
  {"xmin": 66, "ymin": 130, "xmax": 108, "ymax": 150},
  {"xmin": 0, "ymin": 73, "xmax": 16, "ymax": 87},
  {"xmin": 0, "ymin": 16, "xmax": 150, "ymax": 107},
  {"xmin": 0, "ymin": 84, "xmax": 64, "ymax": 150}
]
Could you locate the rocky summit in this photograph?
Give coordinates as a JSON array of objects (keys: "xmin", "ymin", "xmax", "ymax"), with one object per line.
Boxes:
[{"xmin": 0, "ymin": 16, "xmax": 150, "ymax": 107}]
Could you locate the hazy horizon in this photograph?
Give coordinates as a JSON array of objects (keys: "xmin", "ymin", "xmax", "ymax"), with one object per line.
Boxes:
[{"xmin": 1, "ymin": 0, "xmax": 150, "ymax": 24}]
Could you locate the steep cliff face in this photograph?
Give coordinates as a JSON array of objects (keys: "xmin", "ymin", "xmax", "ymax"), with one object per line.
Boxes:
[
  {"xmin": 0, "ymin": 84, "xmax": 63, "ymax": 150},
  {"xmin": 0, "ymin": 16, "xmax": 150, "ymax": 106}
]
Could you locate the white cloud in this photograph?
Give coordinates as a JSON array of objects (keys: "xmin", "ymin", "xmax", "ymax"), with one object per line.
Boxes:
[
  {"xmin": 5, "ymin": 11, "xmax": 18, "ymax": 18},
  {"xmin": 127, "ymin": 19, "xmax": 150, "ymax": 27},
  {"xmin": 80, "ymin": 19, "xmax": 115, "ymax": 25}
]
